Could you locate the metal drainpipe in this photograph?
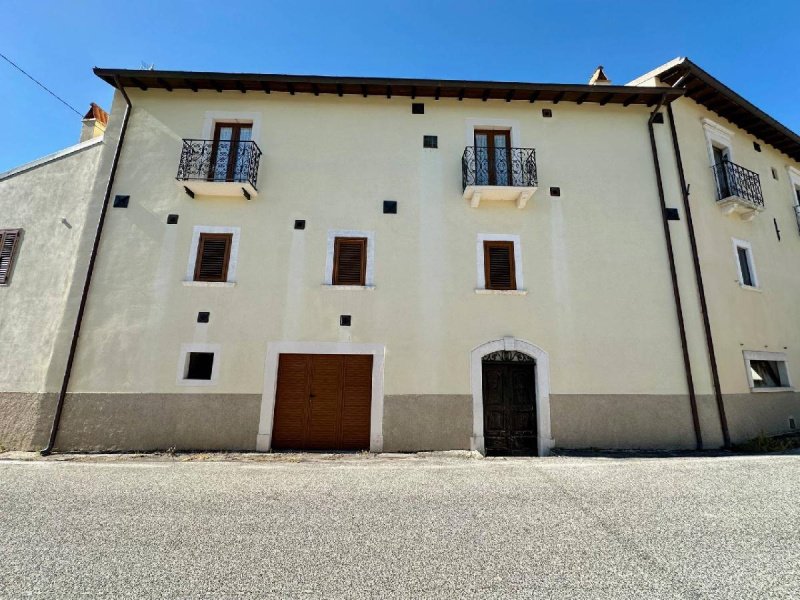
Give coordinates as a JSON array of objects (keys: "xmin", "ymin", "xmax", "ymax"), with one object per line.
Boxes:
[
  {"xmin": 41, "ymin": 77, "xmax": 132, "ymax": 455},
  {"xmin": 666, "ymin": 102, "xmax": 731, "ymax": 448},
  {"xmin": 647, "ymin": 95, "xmax": 704, "ymax": 450}
]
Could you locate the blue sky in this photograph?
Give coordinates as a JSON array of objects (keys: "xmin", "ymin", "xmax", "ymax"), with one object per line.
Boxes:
[{"xmin": 1, "ymin": 0, "xmax": 798, "ymax": 172}]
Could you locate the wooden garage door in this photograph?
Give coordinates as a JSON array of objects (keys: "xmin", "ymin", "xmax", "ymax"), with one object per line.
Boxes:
[{"xmin": 272, "ymin": 354, "xmax": 373, "ymax": 451}]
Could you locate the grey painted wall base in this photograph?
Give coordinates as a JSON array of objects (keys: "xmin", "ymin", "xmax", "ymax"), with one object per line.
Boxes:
[
  {"xmin": 54, "ymin": 393, "xmax": 261, "ymax": 452},
  {"xmin": 382, "ymin": 395, "xmax": 472, "ymax": 452},
  {"xmin": 1, "ymin": 390, "xmax": 797, "ymax": 453},
  {"xmin": 0, "ymin": 392, "xmax": 57, "ymax": 450}
]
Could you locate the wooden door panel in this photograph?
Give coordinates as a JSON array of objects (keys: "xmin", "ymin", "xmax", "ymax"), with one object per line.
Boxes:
[
  {"xmin": 482, "ymin": 361, "xmax": 537, "ymax": 456},
  {"xmin": 305, "ymin": 355, "xmax": 344, "ymax": 449},
  {"xmin": 272, "ymin": 355, "xmax": 310, "ymax": 449},
  {"xmin": 340, "ymin": 355, "xmax": 372, "ymax": 449}
]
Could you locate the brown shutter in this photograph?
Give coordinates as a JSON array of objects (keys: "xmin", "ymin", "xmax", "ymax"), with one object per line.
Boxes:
[
  {"xmin": 484, "ymin": 241, "xmax": 516, "ymax": 290},
  {"xmin": 0, "ymin": 229, "xmax": 22, "ymax": 285},
  {"xmin": 193, "ymin": 233, "xmax": 233, "ymax": 282},
  {"xmin": 333, "ymin": 237, "xmax": 367, "ymax": 285}
]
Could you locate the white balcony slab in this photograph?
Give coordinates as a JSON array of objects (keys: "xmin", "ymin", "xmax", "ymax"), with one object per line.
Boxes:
[
  {"xmin": 463, "ymin": 185, "xmax": 537, "ymax": 209},
  {"xmin": 176, "ymin": 179, "xmax": 257, "ymax": 200}
]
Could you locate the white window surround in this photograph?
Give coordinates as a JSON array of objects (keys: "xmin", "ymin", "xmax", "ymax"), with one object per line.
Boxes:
[
  {"xmin": 463, "ymin": 118, "xmax": 522, "ymax": 148},
  {"xmin": 200, "ymin": 111, "xmax": 262, "ymax": 142},
  {"xmin": 743, "ymin": 350, "xmax": 793, "ymax": 393},
  {"xmin": 732, "ymin": 237, "xmax": 758, "ymax": 289},
  {"xmin": 470, "ymin": 337, "xmax": 554, "ymax": 456},
  {"xmin": 787, "ymin": 166, "xmax": 800, "ymax": 205},
  {"xmin": 184, "ymin": 226, "xmax": 241, "ymax": 285},
  {"xmin": 256, "ymin": 341, "xmax": 386, "ymax": 452},
  {"xmin": 176, "ymin": 343, "xmax": 221, "ymax": 387},
  {"xmin": 702, "ymin": 117, "xmax": 735, "ymax": 165},
  {"xmin": 324, "ymin": 229, "xmax": 375, "ymax": 288},
  {"xmin": 476, "ymin": 233, "xmax": 525, "ymax": 292}
]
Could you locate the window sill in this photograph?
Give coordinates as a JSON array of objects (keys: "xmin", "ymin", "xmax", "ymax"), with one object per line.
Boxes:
[
  {"xmin": 738, "ymin": 283, "xmax": 761, "ymax": 292},
  {"xmin": 321, "ymin": 284, "xmax": 376, "ymax": 291},
  {"xmin": 750, "ymin": 387, "xmax": 794, "ymax": 394},
  {"xmin": 182, "ymin": 281, "xmax": 236, "ymax": 288},
  {"xmin": 475, "ymin": 288, "xmax": 528, "ymax": 295}
]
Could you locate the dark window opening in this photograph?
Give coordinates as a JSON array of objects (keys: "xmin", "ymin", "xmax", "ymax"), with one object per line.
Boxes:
[
  {"xmin": 383, "ymin": 200, "xmax": 397, "ymax": 214},
  {"xmin": 753, "ymin": 142, "xmax": 761, "ymax": 152},
  {"xmin": 0, "ymin": 229, "xmax": 22, "ymax": 285},
  {"xmin": 113, "ymin": 195, "xmax": 129, "ymax": 208},
  {"xmin": 474, "ymin": 129, "xmax": 512, "ymax": 186},
  {"xmin": 186, "ymin": 352, "xmax": 214, "ymax": 380},
  {"xmin": 749, "ymin": 360, "xmax": 788, "ymax": 389},
  {"xmin": 423, "ymin": 135, "xmax": 438, "ymax": 148},
  {"xmin": 412, "ymin": 103, "xmax": 424, "ymax": 114},
  {"xmin": 542, "ymin": 109, "xmax": 552, "ymax": 118},
  {"xmin": 737, "ymin": 246, "xmax": 754, "ymax": 287},
  {"xmin": 484, "ymin": 240, "xmax": 516, "ymax": 290}
]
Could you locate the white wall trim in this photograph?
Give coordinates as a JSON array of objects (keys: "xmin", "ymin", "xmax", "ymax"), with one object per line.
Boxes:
[
  {"xmin": 470, "ymin": 337, "xmax": 553, "ymax": 456},
  {"xmin": 702, "ymin": 117, "xmax": 735, "ymax": 165},
  {"xmin": 476, "ymin": 233, "xmax": 523, "ymax": 290},
  {"xmin": 324, "ymin": 230, "xmax": 375, "ymax": 286},
  {"xmin": 731, "ymin": 237, "xmax": 758, "ymax": 289},
  {"xmin": 464, "ymin": 118, "xmax": 521, "ymax": 148},
  {"xmin": 185, "ymin": 226, "xmax": 241, "ymax": 283},
  {"xmin": 201, "ymin": 111, "xmax": 262, "ymax": 142},
  {"xmin": 256, "ymin": 341, "xmax": 386, "ymax": 452},
  {"xmin": 176, "ymin": 343, "xmax": 221, "ymax": 387},
  {"xmin": 743, "ymin": 350, "xmax": 793, "ymax": 392}
]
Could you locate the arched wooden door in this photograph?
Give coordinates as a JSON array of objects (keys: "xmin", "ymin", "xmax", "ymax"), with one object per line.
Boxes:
[{"xmin": 481, "ymin": 351, "xmax": 538, "ymax": 456}]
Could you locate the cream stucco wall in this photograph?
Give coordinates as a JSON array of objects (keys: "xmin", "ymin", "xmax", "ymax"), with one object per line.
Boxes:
[{"xmin": 67, "ymin": 88, "xmax": 700, "ymax": 415}]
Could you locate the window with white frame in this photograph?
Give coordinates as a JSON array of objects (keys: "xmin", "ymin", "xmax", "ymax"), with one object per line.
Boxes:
[
  {"xmin": 177, "ymin": 343, "xmax": 221, "ymax": 386},
  {"xmin": 743, "ymin": 351, "xmax": 792, "ymax": 391},
  {"xmin": 324, "ymin": 230, "xmax": 375, "ymax": 288},
  {"xmin": 184, "ymin": 226, "xmax": 240, "ymax": 285},
  {"xmin": 732, "ymin": 238, "xmax": 758, "ymax": 288},
  {"xmin": 476, "ymin": 234, "xmax": 524, "ymax": 293}
]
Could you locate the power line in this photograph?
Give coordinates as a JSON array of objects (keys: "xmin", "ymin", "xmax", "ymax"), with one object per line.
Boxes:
[{"xmin": 0, "ymin": 51, "xmax": 82, "ymax": 117}]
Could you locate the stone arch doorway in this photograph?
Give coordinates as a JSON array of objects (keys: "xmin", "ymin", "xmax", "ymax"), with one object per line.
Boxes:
[{"xmin": 470, "ymin": 337, "xmax": 554, "ymax": 456}]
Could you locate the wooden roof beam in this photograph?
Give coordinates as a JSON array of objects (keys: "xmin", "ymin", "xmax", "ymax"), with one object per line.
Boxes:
[
  {"xmin": 156, "ymin": 78, "xmax": 173, "ymax": 92},
  {"xmin": 552, "ymin": 91, "xmax": 565, "ymax": 104}
]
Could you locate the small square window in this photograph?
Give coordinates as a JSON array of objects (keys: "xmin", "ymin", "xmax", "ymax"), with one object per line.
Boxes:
[
  {"xmin": 549, "ymin": 187, "xmax": 561, "ymax": 197},
  {"xmin": 197, "ymin": 311, "xmax": 210, "ymax": 323},
  {"xmin": 753, "ymin": 142, "xmax": 761, "ymax": 152},
  {"xmin": 294, "ymin": 219, "xmax": 306, "ymax": 230},
  {"xmin": 186, "ymin": 352, "xmax": 214, "ymax": 380},
  {"xmin": 340, "ymin": 315, "xmax": 352, "ymax": 326},
  {"xmin": 412, "ymin": 103, "xmax": 424, "ymax": 114},
  {"xmin": 167, "ymin": 214, "xmax": 179, "ymax": 224},
  {"xmin": 542, "ymin": 109, "xmax": 552, "ymax": 118},
  {"xmin": 423, "ymin": 135, "xmax": 438, "ymax": 148},
  {"xmin": 113, "ymin": 195, "xmax": 129, "ymax": 208},
  {"xmin": 383, "ymin": 200, "xmax": 397, "ymax": 214}
]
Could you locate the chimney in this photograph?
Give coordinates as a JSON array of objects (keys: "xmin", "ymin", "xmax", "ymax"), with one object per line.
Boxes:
[
  {"xmin": 80, "ymin": 103, "xmax": 109, "ymax": 142},
  {"xmin": 588, "ymin": 65, "xmax": 611, "ymax": 86}
]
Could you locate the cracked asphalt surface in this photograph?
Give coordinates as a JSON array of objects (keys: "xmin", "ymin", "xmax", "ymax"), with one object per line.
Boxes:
[{"xmin": 0, "ymin": 452, "xmax": 798, "ymax": 599}]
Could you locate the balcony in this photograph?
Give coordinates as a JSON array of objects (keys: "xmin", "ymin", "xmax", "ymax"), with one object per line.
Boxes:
[
  {"xmin": 712, "ymin": 160, "xmax": 764, "ymax": 220},
  {"xmin": 462, "ymin": 146, "xmax": 538, "ymax": 209},
  {"xmin": 176, "ymin": 139, "xmax": 262, "ymax": 199}
]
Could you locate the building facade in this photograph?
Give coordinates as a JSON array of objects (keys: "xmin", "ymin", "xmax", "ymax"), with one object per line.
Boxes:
[{"xmin": 1, "ymin": 59, "xmax": 798, "ymax": 454}]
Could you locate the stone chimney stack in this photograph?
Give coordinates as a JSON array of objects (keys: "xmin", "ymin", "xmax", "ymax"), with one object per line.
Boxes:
[
  {"xmin": 588, "ymin": 66, "xmax": 612, "ymax": 86},
  {"xmin": 79, "ymin": 103, "xmax": 109, "ymax": 142}
]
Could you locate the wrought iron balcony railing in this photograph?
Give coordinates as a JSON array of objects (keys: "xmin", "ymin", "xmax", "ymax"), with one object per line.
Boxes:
[
  {"xmin": 711, "ymin": 160, "xmax": 763, "ymax": 208},
  {"xmin": 176, "ymin": 139, "xmax": 262, "ymax": 190},
  {"xmin": 462, "ymin": 146, "xmax": 537, "ymax": 190}
]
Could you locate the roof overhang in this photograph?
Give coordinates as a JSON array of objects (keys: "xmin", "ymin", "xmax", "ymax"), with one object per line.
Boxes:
[
  {"xmin": 631, "ymin": 57, "xmax": 800, "ymax": 162},
  {"xmin": 93, "ymin": 68, "xmax": 683, "ymax": 107}
]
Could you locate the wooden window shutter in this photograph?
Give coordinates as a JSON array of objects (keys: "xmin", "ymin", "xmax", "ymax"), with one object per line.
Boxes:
[
  {"xmin": 484, "ymin": 240, "xmax": 516, "ymax": 290},
  {"xmin": 193, "ymin": 233, "xmax": 233, "ymax": 282},
  {"xmin": 333, "ymin": 237, "xmax": 367, "ymax": 285},
  {"xmin": 0, "ymin": 229, "xmax": 22, "ymax": 285}
]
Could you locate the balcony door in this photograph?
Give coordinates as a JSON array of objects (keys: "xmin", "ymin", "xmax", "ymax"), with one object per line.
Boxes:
[
  {"xmin": 475, "ymin": 130, "xmax": 511, "ymax": 186},
  {"xmin": 713, "ymin": 144, "xmax": 731, "ymax": 198},
  {"xmin": 210, "ymin": 123, "xmax": 253, "ymax": 182}
]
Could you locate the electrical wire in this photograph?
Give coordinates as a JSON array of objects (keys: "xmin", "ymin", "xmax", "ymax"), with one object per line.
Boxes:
[{"xmin": 0, "ymin": 51, "xmax": 82, "ymax": 117}]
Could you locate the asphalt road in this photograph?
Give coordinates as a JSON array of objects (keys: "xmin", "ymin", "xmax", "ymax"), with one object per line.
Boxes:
[{"xmin": 0, "ymin": 452, "xmax": 798, "ymax": 599}]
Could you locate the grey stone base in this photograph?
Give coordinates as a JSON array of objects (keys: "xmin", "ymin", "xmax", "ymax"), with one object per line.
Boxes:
[
  {"xmin": 0, "ymin": 392, "xmax": 57, "ymax": 451},
  {"xmin": 54, "ymin": 393, "xmax": 261, "ymax": 452},
  {"xmin": 382, "ymin": 395, "xmax": 472, "ymax": 452}
]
